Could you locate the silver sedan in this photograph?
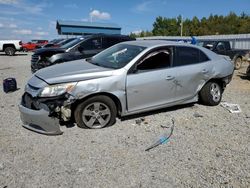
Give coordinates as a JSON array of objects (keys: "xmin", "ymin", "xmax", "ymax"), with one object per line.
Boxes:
[{"xmin": 19, "ymin": 40, "xmax": 234, "ymax": 135}]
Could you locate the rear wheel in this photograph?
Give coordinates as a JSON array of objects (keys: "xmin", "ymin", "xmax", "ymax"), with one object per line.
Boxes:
[
  {"xmin": 200, "ymin": 81, "xmax": 222, "ymax": 106},
  {"xmin": 234, "ymin": 57, "xmax": 242, "ymax": 70},
  {"xmin": 4, "ymin": 47, "xmax": 15, "ymax": 56},
  {"xmin": 74, "ymin": 95, "xmax": 117, "ymax": 129},
  {"xmin": 247, "ymin": 65, "xmax": 250, "ymax": 77}
]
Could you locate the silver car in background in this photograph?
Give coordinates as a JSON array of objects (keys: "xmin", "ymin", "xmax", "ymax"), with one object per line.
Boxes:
[{"xmin": 19, "ymin": 40, "xmax": 234, "ymax": 135}]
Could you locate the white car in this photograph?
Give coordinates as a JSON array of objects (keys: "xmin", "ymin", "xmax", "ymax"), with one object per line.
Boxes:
[{"xmin": 0, "ymin": 40, "xmax": 23, "ymax": 56}]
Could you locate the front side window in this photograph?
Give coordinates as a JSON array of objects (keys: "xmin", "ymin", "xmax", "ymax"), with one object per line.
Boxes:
[
  {"xmin": 174, "ymin": 46, "xmax": 209, "ymax": 67},
  {"xmin": 136, "ymin": 48, "xmax": 171, "ymax": 71},
  {"xmin": 89, "ymin": 43, "xmax": 146, "ymax": 69}
]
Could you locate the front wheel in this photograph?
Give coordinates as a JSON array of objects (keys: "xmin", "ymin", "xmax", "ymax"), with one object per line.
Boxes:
[
  {"xmin": 74, "ymin": 95, "xmax": 117, "ymax": 129},
  {"xmin": 234, "ymin": 57, "xmax": 242, "ymax": 70},
  {"xmin": 5, "ymin": 47, "xmax": 16, "ymax": 56},
  {"xmin": 199, "ymin": 82, "xmax": 222, "ymax": 106}
]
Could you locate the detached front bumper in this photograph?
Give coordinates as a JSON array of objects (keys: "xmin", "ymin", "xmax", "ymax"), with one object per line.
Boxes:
[{"xmin": 19, "ymin": 104, "xmax": 63, "ymax": 135}]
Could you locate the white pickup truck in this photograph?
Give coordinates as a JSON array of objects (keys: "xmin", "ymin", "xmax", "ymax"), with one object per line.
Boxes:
[{"xmin": 0, "ymin": 40, "xmax": 23, "ymax": 56}]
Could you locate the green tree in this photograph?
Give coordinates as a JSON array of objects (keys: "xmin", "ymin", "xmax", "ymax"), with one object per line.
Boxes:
[{"xmin": 137, "ymin": 12, "xmax": 250, "ymax": 38}]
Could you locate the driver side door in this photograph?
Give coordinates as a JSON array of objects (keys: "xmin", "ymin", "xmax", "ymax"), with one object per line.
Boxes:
[{"xmin": 126, "ymin": 47, "xmax": 176, "ymax": 112}]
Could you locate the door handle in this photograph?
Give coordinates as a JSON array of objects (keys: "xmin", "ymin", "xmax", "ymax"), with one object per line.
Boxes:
[
  {"xmin": 165, "ymin": 76, "xmax": 175, "ymax": 80},
  {"xmin": 202, "ymin": 69, "xmax": 209, "ymax": 74}
]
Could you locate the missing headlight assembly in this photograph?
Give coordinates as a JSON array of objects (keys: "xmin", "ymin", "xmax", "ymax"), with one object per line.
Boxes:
[{"xmin": 19, "ymin": 81, "xmax": 77, "ymax": 135}]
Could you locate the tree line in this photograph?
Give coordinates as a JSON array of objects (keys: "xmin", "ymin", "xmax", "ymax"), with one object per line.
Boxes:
[{"xmin": 130, "ymin": 12, "xmax": 250, "ymax": 38}]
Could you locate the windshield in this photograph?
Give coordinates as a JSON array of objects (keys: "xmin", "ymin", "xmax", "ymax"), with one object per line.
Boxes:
[
  {"xmin": 58, "ymin": 38, "xmax": 75, "ymax": 46},
  {"xmin": 61, "ymin": 38, "xmax": 84, "ymax": 49},
  {"xmin": 90, "ymin": 43, "xmax": 146, "ymax": 69}
]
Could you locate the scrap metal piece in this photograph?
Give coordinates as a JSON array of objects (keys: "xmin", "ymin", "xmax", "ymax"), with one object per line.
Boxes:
[
  {"xmin": 61, "ymin": 106, "xmax": 71, "ymax": 121},
  {"xmin": 145, "ymin": 119, "xmax": 175, "ymax": 151}
]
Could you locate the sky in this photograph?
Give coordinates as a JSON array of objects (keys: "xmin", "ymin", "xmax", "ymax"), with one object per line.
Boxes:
[{"xmin": 0, "ymin": 0, "xmax": 249, "ymax": 42}]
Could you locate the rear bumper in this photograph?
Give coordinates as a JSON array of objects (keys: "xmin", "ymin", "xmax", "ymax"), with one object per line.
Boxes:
[
  {"xmin": 222, "ymin": 73, "xmax": 234, "ymax": 89},
  {"xmin": 19, "ymin": 104, "xmax": 63, "ymax": 135}
]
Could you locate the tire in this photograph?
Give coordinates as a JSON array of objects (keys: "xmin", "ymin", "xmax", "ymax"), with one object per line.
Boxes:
[
  {"xmin": 74, "ymin": 95, "xmax": 117, "ymax": 129},
  {"xmin": 247, "ymin": 65, "xmax": 250, "ymax": 77},
  {"xmin": 199, "ymin": 81, "xmax": 222, "ymax": 106},
  {"xmin": 234, "ymin": 57, "xmax": 242, "ymax": 70},
  {"xmin": 4, "ymin": 47, "xmax": 16, "ymax": 56}
]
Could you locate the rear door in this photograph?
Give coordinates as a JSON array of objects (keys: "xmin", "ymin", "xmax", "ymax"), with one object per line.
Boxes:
[{"xmin": 170, "ymin": 46, "xmax": 212, "ymax": 101}]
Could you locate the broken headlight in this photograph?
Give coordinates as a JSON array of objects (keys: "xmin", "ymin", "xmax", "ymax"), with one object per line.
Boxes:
[{"xmin": 39, "ymin": 82, "xmax": 77, "ymax": 97}]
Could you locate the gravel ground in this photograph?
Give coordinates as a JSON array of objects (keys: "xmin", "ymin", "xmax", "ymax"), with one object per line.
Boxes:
[{"xmin": 0, "ymin": 52, "xmax": 249, "ymax": 188}]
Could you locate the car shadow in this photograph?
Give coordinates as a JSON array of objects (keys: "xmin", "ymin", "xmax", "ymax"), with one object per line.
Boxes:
[
  {"xmin": 120, "ymin": 103, "xmax": 195, "ymax": 122},
  {"xmin": 239, "ymin": 75, "xmax": 250, "ymax": 80},
  {"xmin": 236, "ymin": 71, "xmax": 250, "ymax": 80},
  {"xmin": 64, "ymin": 103, "xmax": 196, "ymax": 130},
  {"xmin": 4, "ymin": 88, "xmax": 21, "ymax": 93}
]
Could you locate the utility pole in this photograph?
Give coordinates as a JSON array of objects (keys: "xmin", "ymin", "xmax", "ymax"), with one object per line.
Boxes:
[{"xmin": 180, "ymin": 15, "xmax": 183, "ymax": 37}]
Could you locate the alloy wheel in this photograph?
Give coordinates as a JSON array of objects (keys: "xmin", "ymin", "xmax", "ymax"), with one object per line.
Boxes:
[
  {"xmin": 210, "ymin": 83, "xmax": 221, "ymax": 103},
  {"xmin": 82, "ymin": 102, "xmax": 111, "ymax": 129}
]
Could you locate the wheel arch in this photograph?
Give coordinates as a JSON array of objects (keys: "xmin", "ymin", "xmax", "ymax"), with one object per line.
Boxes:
[
  {"xmin": 198, "ymin": 78, "xmax": 224, "ymax": 106},
  {"xmin": 3, "ymin": 44, "xmax": 16, "ymax": 50},
  {"xmin": 71, "ymin": 92, "xmax": 123, "ymax": 121},
  {"xmin": 233, "ymin": 54, "xmax": 242, "ymax": 61},
  {"xmin": 199, "ymin": 78, "xmax": 225, "ymax": 97}
]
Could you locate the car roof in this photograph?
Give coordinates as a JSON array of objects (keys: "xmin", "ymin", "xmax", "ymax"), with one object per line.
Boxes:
[
  {"xmin": 77, "ymin": 34, "xmax": 132, "ymax": 39},
  {"xmin": 122, "ymin": 40, "xmax": 222, "ymax": 60},
  {"xmin": 121, "ymin": 40, "xmax": 187, "ymax": 47}
]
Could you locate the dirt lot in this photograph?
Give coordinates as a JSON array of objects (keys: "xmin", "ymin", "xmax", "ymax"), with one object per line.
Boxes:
[{"xmin": 0, "ymin": 52, "xmax": 249, "ymax": 188}]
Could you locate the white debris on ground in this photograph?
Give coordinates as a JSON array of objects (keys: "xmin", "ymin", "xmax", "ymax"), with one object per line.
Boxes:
[{"xmin": 220, "ymin": 102, "xmax": 242, "ymax": 113}]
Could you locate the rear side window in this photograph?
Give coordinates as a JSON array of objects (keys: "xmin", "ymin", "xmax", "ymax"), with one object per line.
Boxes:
[
  {"xmin": 200, "ymin": 50, "xmax": 210, "ymax": 62},
  {"xmin": 174, "ymin": 46, "xmax": 209, "ymax": 67}
]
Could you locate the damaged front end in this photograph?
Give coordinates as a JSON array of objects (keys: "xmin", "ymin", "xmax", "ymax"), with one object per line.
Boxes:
[
  {"xmin": 19, "ymin": 82, "xmax": 77, "ymax": 135},
  {"xmin": 31, "ymin": 56, "xmax": 53, "ymax": 73}
]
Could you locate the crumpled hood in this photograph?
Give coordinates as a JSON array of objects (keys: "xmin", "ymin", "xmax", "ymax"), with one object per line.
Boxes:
[{"xmin": 35, "ymin": 59, "xmax": 113, "ymax": 84}]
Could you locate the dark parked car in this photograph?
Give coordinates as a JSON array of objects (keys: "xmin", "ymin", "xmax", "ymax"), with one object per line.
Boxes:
[
  {"xmin": 42, "ymin": 38, "xmax": 75, "ymax": 48},
  {"xmin": 247, "ymin": 59, "xmax": 250, "ymax": 77},
  {"xmin": 198, "ymin": 40, "xmax": 250, "ymax": 69},
  {"xmin": 31, "ymin": 34, "xmax": 135, "ymax": 73}
]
